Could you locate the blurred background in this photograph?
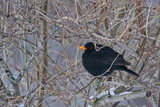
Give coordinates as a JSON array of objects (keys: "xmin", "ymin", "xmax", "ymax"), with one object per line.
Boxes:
[{"xmin": 0, "ymin": 0, "xmax": 160, "ymax": 106}]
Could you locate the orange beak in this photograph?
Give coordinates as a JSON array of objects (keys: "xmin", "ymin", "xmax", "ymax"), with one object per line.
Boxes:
[{"xmin": 80, "ymin": 46, "xmax": 87, "ymax": 50}]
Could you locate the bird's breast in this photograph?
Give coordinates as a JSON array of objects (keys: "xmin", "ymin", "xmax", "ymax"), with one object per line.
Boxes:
[{"xmin": 82, "ymin": 57, "xmax": 109, "ymax": 76}]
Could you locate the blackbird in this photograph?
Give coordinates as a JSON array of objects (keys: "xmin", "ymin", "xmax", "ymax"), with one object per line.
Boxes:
[{"xmin": 80, "ymin": 42, "xmax": 139, "ymax": 77}]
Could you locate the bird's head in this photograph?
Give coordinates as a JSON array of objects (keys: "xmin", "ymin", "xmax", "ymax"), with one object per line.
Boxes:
[{"xmin": 80, "ymin": 42, "xmax": 96, "ymax": 53}]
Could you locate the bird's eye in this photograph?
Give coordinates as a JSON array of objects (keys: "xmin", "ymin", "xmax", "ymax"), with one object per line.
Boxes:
[{"xmin": 89, "ymin": 47, "xmax": 92, "ymax": 49}]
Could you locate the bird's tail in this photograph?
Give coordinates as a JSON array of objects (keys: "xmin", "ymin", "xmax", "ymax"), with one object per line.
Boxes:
[{"xmin": 120, "ymin": 66, "xmax": 139, "ymax": 77}]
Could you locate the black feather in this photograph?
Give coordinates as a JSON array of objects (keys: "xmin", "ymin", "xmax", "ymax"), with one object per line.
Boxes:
[{"xmin": 81, "ymin": 42, "xmax": 139, "ymax": 77}]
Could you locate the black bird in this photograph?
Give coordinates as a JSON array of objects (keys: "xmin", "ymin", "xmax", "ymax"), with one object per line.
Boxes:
[{"xmin": 80, "ymin": 42, "xmax": 139, "ymax": 77}]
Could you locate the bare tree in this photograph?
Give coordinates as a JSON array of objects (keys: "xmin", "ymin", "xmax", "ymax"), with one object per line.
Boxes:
[{"xmin": 0, "ymin": 0, "xmax": 160, "ymax": 107}]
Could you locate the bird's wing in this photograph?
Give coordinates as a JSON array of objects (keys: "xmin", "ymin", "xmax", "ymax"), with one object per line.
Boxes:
[{"xmin": 91, "ymin": 47, "xmax": 130, "ymax": 65}]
